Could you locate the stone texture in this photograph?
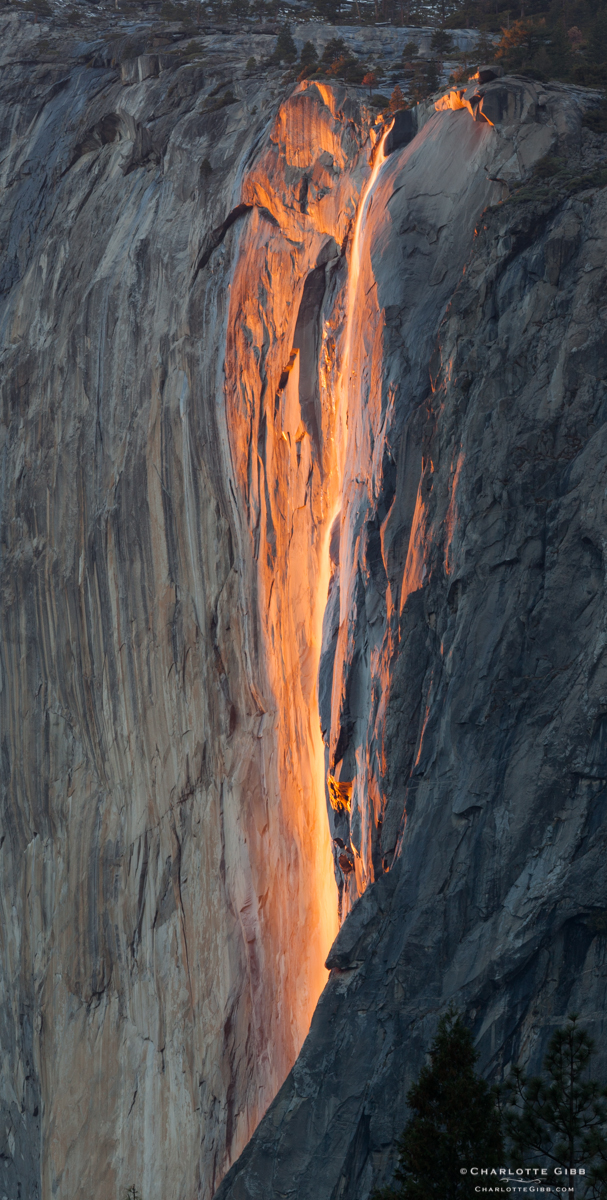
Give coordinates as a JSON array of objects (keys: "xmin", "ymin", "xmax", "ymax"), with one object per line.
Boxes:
[
  {"xmin": 215, "ymin": 80, "xmax": 607, "ymax": 1200},
  {"xmin": 1, "ymin": 9, "xmax": 606, "ymax": 1200},
  {"xmin": 0, "ymin": 19, "xmax": 356, "ymax": 1200},
  {"xmin": 291, "ymin": 21, "xmax": 487, "ymax": 61}
]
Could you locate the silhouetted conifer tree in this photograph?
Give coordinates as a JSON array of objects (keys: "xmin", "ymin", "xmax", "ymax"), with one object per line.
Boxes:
[
  {"xmin": 409, "ymin": 57, "xmax": 439, "ymax": 100},
  {"xmin": 503, "ymin": 1014, "xmax": 607, "ymax": 1199},
  {"xmin": 430, "ymin": 26, "xmax": 454, "ymax": 53},
  {"xmin": 314, "ymin": 0, "xmax": 343, "ymax": 23},
  {"xmin": 271, "ymin": 24, "xmax": 297, "ymax": 63},
  {"xmin": 300, "ymin": 39, "xmax": 318, "ymax": 67},
  {"xmin": 372, "ymin": 1008, "xmax": 503, "ymax": 1200},
  {"xmin": 321, "ymin": 35, "xmax": 346, "ymax": 63},
  {"xmin": 402, "ymin": 39, "xmax": 419, "ymax": 61}
]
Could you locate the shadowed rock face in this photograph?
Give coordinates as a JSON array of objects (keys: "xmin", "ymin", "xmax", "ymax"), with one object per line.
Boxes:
[
  {"xmin": 1, "ymin": 10, "xmax": 606, "ymax": 1200},
  {"xmin": 215, "ymin": 79, "xmax": 607, "ymax": 1200}
]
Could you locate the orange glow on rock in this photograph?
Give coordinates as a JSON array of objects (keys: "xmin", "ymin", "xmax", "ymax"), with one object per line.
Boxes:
[
  {"xmin": 337, "ymin": 124, "xmax": 394, "ymax": 483},
  {"xmin": 400, "ymin": 477, "xmax": 428, "ymax": 614},
  {"xmin": 220, "ymin": 92, "xmax": 398, "ymax": 1140},
  {"xmin": 320, "ymin": 122, "xmax": 395, "ymax": 919},
  {"xmin": 329, "ymin": 126, "xmax": 394, "ymax": 781},
  {"xmin": 327, "ymin": 775, "xmax": 353, "ymax": 813},
  {"xmin": 435, "ymin": 89, "xmax": 468, "ymax": 113},
  {"xmin": 434, "ymin": 88, "xmax": 495, "ymax": 125},
  {"xmin": 445, "ymin": 449, "xmax": 465, "ymax": 576},
  {"xmin": 220, "ymin": 83, "xmax": 391, "ymax": 1153}
]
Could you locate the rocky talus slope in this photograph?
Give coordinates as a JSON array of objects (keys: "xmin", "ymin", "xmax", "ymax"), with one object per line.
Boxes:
[{"xmin": 0, "ymin": 9, "xmax": 606, "ymax": 1200}]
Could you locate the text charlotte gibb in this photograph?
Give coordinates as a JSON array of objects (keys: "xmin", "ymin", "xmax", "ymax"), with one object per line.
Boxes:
[{"xmin": 461, "ymin": 1166, "xmax": 586, "ymax": 1194}]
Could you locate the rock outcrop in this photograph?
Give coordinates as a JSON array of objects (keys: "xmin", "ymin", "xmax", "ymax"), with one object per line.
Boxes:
[
  {"xmin": 215, "ymin": 76, "xmax": 607, "ymax": 1200},
  {"xmin": 0, "ymin": 9, "xmax": 606, "ymax": 1200},
  {"xmin": 0, "ymin": 16, "xmax": 344, "ymax": 1200}
]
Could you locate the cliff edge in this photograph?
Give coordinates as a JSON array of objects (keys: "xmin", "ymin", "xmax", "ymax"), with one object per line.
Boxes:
[{"xmin": 0, "ymin": 10, "xmax": 606, "ymax": 1200}]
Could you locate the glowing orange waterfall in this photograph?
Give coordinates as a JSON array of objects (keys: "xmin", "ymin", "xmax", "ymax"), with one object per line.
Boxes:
[
  {"xmin": 323, "ymin": 121, "xmax": 394, "ymax": 788},
  {"xmin": 219, "ymin": 90, "xmax": 396, "ymax": 1163},
  {"xmin": 312, "ymin": 120, "xmax": 395, "ymax": 918},
  {"xmin": 337, "ymin": 124, "xmax": 394, "ymax": 483},
  {"xmin": 322, "ymin": 121, "xmax": 394, "ymax": 617}
]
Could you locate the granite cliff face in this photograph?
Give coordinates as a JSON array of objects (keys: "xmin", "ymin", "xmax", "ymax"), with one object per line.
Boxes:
[
  {"xmin": 217, "ymin": 80, "xmax": 607, "ymax": 1200},
  {"xmin": 0, "ymin": 17, "xmax": 342, "ymax": 1199},
  {"xmin": 0, "ymin": 10, "xmax": 606, "ymax": 1200}
]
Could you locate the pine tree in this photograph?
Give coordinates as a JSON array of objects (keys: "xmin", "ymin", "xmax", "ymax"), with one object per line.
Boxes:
[
  {"xmin": 430, "ymin": 27, "xmax": 454, "ymax": 55},
  {"xmin": 300, "ymin": 40, "xmax": 318, "ymax": 68},
  {"xmin": 298, "ymin": 39, "xmax": 318, "ymax": 80},
  {"xmin": 546, "ymin": 21, "xmax": 574, "ymax": 78},
  {"xmin": 402, "ymin": 40, "xmax": 419, "ymax": 63},
  {"xmin": 389, "ymin": 84, "xmax": 407, "ymax": 111},
  {"xmin": 314, "ymin": 0, "xmax": 343, "ymax": 22},
  {"xmin": 321, "ymin": 36, "xmax": 346, "ymax": 65},
  {"xmin": 363, "ymin": 70, "xmax": 377, "ymax": 98},
  {"xmin": 579, "ymin": 7, "xmax": 607, "ymax": 83},
  {"xmin": 410, "ymin": 58, "xmax": 440, "ymax": 101},
  {"xmin": 372, "ymin": 1008, "xmax": 503, "ymax": 1200},
  {"xmin": 471, "ymin": 31, "xmax": 495, "ymax": 65},
  {"xmin": 271, "ymin": 25, "xmax": 297, "ymax": 65},
  {"xmin": 503, "ymin": 1015, "xmax": 607, "ymax": 1199}
]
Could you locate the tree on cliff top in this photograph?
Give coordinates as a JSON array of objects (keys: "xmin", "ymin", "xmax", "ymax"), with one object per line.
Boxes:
[
  {"xmin": 389, "ymin": 83, "xmax": 407, "ymax": 111},
  {"xmin": 271, "ymin": 24, "xmax": 297, "ymax": 64},
  {"xmin": 362, "ymin": 70, "xmax": 377, "ymax": 97},
  {"xmin": 321, "ymin": 36, "xmax": 347, "ymax": 63},
  {"xmin": 502, "ymin": 1015, "xmax": 607, "ymax": 1199},
  {"xmin": 372, "ymin": 1008, "xmax": 503, "ymax": 1200},
  {"xmin": 298, "ymin": 39, "xmax": 318, "ymax": 80},
  {"xmin": 300, "ymin": 39, "xmax": 318, "ymax": 67},
  {"xmin": 409, "ymin": 58, "xmax": 440, "ymax": 102},
  {"xmin": 430, "ymin": 26, "xmax": 454, "ymax": 54},
  {"xmin": 314, "ymin": 0, "xmax": 344, "ymax": 24}
]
